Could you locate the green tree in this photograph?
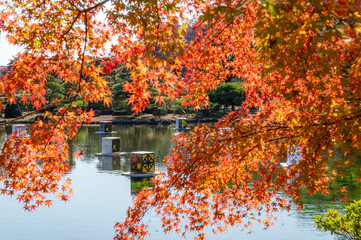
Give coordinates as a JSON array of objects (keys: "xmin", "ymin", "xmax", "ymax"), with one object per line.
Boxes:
[
  {"xmin": 45, "ymin": 74, "xmax": 66, "ymax": 105},
  {"xmin": 208, "ymin": 82, "xmax": 245, "ymax": 111},
  {"xmin": 106, "ymin": 65, "xmax": 131, "ymax": 110}
]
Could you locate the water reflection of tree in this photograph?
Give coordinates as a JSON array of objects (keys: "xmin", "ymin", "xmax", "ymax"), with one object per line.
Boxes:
[
  {"xmin": 117, "ymin": 125, "xmax": 177, "ymax": 172},
  {"xmin": 116, "ymin": 125, "xmax": 175, "ymax": 166},
  {"xmin": 282, "ymin": 145, "xmax": 361, "ymax": 231},
  {"xmin": 70, "ymin": 125, "xmax": 176, "ymax": 172},
  {"xmin": 130, "ymin": 177, "xmax": 153, "ymax": 196},
  {"xmin": 298, "ymin": 146, "xmax": 361, "ymax": 206},
  {"xmin": 69, "ymin": 126, "xmax": 101, "ymax": 162},
  {"xmin": 0, "ymin": 126, "xmax": 6, "ymax": 144}
]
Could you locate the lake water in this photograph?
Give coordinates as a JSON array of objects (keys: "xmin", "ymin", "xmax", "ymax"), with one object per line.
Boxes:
[{"xmin": 0, "ymin": 125, "xmax": 358, "ymax": 240}]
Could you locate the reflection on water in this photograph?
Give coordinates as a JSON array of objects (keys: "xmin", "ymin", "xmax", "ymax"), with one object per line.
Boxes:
[
  {"xmin": 131, "ymin": 177, "xmax": 153, "ymax": 195},
  {"xmin": 71, "ymin": 125, "xmax": 175, "ymax": 171},
  {"xmin": 0, "ymin": 124, "xmax": 360, "ymax": 240},
  {"xmin": 0, "ymin": 126, "xmax": 6, "ymax": 144},
  {"xmin": 101, "ymin": 156, "xmax": 122, "ymax": 171}
]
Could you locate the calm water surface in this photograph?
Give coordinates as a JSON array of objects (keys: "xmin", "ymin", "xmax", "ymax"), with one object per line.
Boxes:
[{"xmin": 0, "ymin": 125, "xmax": 358, "ymax": 240}]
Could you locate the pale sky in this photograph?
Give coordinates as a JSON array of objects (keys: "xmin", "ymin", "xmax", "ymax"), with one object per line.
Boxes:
[{"xmin": 0, "ymin": 35, "xmax": 22, "ymax": 66}]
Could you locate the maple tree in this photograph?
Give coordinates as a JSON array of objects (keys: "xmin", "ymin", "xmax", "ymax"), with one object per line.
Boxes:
[{"xmin": 0, "ymin": 0, "xmax": 361, "ymax": 239}]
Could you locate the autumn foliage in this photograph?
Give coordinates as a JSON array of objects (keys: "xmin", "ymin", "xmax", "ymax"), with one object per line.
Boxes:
[{"xmin": 1, "ymin": 0, "xmax": 361, "ymax": 239}]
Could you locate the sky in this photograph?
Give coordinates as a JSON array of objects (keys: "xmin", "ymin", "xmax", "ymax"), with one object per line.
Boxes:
[{"xmin": 0, "ymin": 35, "xmax": 22, "ymax": 66}]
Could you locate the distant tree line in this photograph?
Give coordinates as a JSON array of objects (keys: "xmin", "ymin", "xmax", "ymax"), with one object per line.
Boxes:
[{"xmin": 3, "ymin": 57, "xmax": 246, "ymax": 117}]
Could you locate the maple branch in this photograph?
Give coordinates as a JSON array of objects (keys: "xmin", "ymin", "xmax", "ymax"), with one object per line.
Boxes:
[
  {"xmin": 43, "ymin": 12, "xmax": 92, "ymax": 147},
  {"xmin": 310, "ymin": 111, "xmax": 361, "ymax": 128},
  {"xmin": 64, "ymin": 0, "xmax": 80, "ymax": 10},
  {"xmin": 80, "ymin": 12, "xmax": 88, "ymax": 76},
  {"xmin": 155, "ymin": 0, "xmax": 160, "ymax": 45},
  {"xmin": 123, "ymin": 131, "xmax": 290, "ymax": 233},
  {"xmin": 45, "ymin": 4, "xmax": 103, "ymax": 147},
  {"xmin": 239, "ymin": 109, "xmax": 361, "ymax": 139},
  {"xmin": 42, "ymin": 94, "xmax": 81, "ymax": 148},
  {"xmin": 81, "ymin": 0, "xmax": 110, "ymax": 13},
  {"xmin": 184, "ymin": 0, "xmax": 245, "ymax": 53},
  {"xmin": 62, "ymin": 0, "xmax": 109, "ymax": 38},
  {"xmin": 76, "ymin": 12, "xmax": 89, "ymax": 95},
  {"xmin": 62, "ymin": 11, "xmax": 82, "ymax": 37}
]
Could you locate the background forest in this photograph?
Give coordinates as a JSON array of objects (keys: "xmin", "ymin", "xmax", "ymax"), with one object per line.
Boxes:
[{"xmin": 1, "ymin": 57, "xmax": 246, "ymax": 117}]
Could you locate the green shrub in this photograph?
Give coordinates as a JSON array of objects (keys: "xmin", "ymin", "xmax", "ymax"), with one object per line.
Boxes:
[
  {"xmin": 314, "ymin": 200, "xmax": 361, "ymax": 240},
  {"xmin": 208, "ymin": 82, "xmax": 245, "ymax": 111}
]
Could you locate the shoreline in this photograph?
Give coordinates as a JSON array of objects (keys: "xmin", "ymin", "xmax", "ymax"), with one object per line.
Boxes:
[{"xmin": 0, "ymin": 113, "xmax": 221, "ymax": 125}]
